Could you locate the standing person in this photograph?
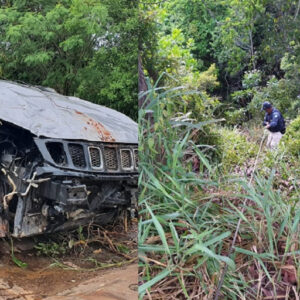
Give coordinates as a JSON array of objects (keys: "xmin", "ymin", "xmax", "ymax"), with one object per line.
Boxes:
[{"xmin": 261, "ymin": 101, "xmax": 286, "ymax": 149}]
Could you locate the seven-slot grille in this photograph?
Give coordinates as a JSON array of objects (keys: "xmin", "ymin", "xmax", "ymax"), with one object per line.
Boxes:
[
  {"xmin": 121, "ymin": 149, "xmax": 132, "ymax": 169},
  {"xmin": 104, "ymin": 147, "xmax": 118, "ymax": 170},
  {"xmin": 49, "ymin": 142, "xmax": 137, "ymax": 171},
  {"xmin": 89, "ymin": 147, "xmax": 102, "ymax": 168},
  {"xmin": 68, "ymin": 144, "xmax": 86, "ymax": 168}
]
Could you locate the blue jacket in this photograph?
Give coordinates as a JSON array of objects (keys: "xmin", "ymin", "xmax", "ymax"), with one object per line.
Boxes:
[{"xmin": 263, "ymin": 108, "xmax": 286, "ymax": 133}]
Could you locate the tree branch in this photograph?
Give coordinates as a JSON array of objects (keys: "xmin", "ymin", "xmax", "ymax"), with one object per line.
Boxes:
[{"xmin": 294, "ymin": 0, "xmax": 300, "ymax": 20}]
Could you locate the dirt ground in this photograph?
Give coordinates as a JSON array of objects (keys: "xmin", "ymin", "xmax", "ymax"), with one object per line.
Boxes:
[{"xmin": 0, "ymin": 223, "xmax": 138, "ymax": 300}]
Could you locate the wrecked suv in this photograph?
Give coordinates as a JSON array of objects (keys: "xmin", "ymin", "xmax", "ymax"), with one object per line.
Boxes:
[{"xmin": 0, "ymin": 81, "xmax": 138, "ymax": 238}]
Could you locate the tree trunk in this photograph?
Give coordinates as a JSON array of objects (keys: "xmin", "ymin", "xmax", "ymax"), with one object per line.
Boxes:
[
  {"xmin": 138, "ymin": 54, "xmax": 148, "ymax": 109},
  {"xmin": 295, "ymin": 0, "xmax": 300, "ymax": 20}
]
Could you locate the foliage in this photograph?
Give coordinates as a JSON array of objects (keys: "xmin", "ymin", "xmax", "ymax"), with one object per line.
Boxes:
[
  {"xmin": 281, "ymin": 115, "xmax": 300, "ymax": 157},
  {"xmin": 161, "ymin": 0, "xmax": 226, "ymax": 70},
  {"xmin": 212, "ymin": 0, "xmax": 265, "ymax": 74},
  {"xmin": 138, "ymin": 85, "xmax": 300, "ymax": 299},
  {"xmin": 213, "ymin": 0, "xmax": 300, "ymax": 74},
  {"xmin": 138, "ymin": 1, "xmax": 162, "ymax": 84},
  {"xmin": 34, "ymin": 241, "xmax": 67, "ymax": 257},
  {"xmin": 237, "ymin": 55, "xmax": 300, "ymax": 121},
  {"xmin": 0, "ymin": 0, "xmax": 138, "ymax": 119},
  {"xmin": 142, "ymin": 22, "xmax": 221, "ymax": 119},
  {"xmin": 156, "ymin": 28, "xmax": 196, "ymax": 76},
  {"xmin": 179, "ymin": 64, "xmax": 221, "ymax": 120},
  {"xmin": 140, "ymin": 2, "xmax": 300, "ymax": 298},
  {"xmin": 228, "ymin": 70, "xmax": 261, "ymax": 112},
  {"xmin": 217, "ymin": 127, "xmax": 258, "ymax": 172},
  {"xmin": 145, "ymin": 0, "xmax": 300, "ymax": 122},
  {"xmin": 76, "ymin": 0, "xmax": 138, "ymax": 118},
  {"xmin": 216, "ymin": 1, "xmax": 300, "ymax": 119},
  {"xmin": 140, "ymin": 1, "xmax": 221, "ymax": 121},
  {"xmin": 242, "ymin": 70, "xmax": 262, "ymax": 89},
  {"xmin": 249, "ymin": 75, "xmax": 299, "ymax": 120},
  {"xmin": 231, "ymin": 89, "xmax": 254, "ymax": 107},
  {"xmin": 143, "ymin": 22, "xmax": 221, "ymax": 119},
  {"xmin": 10, "ymin": 239, "xmax": 28, "ymax": 268},
  {"xmin": 138, "ymin": 85, "xmax": 235, "ymax": 298},
  {"xmin": 224, "ymin": 108, "xmax": 248, "ymax": 126}
]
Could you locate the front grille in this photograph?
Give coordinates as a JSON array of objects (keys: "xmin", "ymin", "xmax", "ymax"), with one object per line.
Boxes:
[
  {"xmin": 120, "ymin": 149, "xmax": 132, "ymax": 169},
  {"xmin": 68, "ymin": 144, "xmax": 86, "ymax": 168},
  {"xmin": 104, "ymin": 147, "xmax": 118, "ymax": 170},
  {"xmin": 134, "ymin": 149, "xmax": 138, "ymax": 169},
  {"xmin": 89, "ymin": 147, "xmax": 102, "ymax": 168}
]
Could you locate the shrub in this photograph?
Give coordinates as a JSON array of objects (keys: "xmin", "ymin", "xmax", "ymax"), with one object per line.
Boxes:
[
  {"xmin": 247, "ymin": 51, "xmax": 300, "ymax": 120},
  {"xmin": 225, "ymin": 108, "xmax": 247, "ymax": 126},
  {"xmin": 248, "ymin": 76, "xmax": 299, "ymax": 119},
  {"xmin": 217, "ymin": 127, "xmax": 258, "ymax": 172},
  {"xmin": 231, "ymin": 89, "xmax": 253, "ymax": 107},
  {"xmin": 242, "ymin": 69, "xmax": 262, "ymax": 89},
  {"xmin": 281, "ymin": 115, "xmax": 300, "ymax": 157}
]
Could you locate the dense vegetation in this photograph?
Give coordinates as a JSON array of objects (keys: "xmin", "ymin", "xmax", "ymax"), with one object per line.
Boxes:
[
  {"xmin": 0, "ymin": 0, "xmax": 138, "ymax": 119},
  {"xmin": 139, "ymin": 1, "xmax": 300, "ymax": 299},
  {"xmin": 141, "ymin": 0, "xmax": 300, "ymax": 122}
]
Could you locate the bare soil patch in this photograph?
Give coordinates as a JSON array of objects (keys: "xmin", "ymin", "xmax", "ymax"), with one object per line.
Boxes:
[{"xmin": 0, "ymin": 222, "xmax": 137, "ymax": 299}]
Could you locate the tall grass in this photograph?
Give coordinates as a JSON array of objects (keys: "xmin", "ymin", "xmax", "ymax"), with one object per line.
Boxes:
[{"xmin": 138, "ymin": 85, "xmax": 300, "ymax": 299}]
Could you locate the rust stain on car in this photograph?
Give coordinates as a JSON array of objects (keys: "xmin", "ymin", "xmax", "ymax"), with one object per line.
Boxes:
[{"xmin": 75, "ymin": 110, "xmax": 115, "ymax": 142}]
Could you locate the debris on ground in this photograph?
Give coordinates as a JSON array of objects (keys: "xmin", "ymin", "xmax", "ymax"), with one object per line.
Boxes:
[{"xmin": 0, "ymin": 221, "xmax": 137, "ymax": 299}]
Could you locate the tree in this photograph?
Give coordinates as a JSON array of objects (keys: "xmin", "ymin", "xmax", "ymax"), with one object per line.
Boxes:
[
  {"xmin": 162, "ymin": 0, "xmax": 226, "ymax": 70},
  {"xmin": 76, "ymin": 0, "xmax": 138, "ymax": 119},
  {"xmin": 0, "ymin": 0, "xmax": 138, "ymax": 119}
]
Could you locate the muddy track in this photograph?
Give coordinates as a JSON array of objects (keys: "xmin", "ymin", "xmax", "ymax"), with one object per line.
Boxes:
[
  {"xmin": 0, "ymin": 224, "xmax": 138, "ymax": 299},
  {"xmin": 0, "ymin": 264, "xmax": 137, "ymax": 300}
]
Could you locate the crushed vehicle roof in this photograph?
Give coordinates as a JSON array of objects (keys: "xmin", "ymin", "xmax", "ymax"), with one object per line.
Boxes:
[{"xmin": 0, "ymin": 80, "xmax": 138, "ymax": 144}]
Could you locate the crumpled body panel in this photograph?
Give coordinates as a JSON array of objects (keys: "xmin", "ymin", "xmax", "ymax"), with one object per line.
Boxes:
[{"xmin": 0, "ymin": 81, "xmax": 138, "ymax": 143}]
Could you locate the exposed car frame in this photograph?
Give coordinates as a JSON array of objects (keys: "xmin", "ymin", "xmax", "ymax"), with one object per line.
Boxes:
[{"xmin": 0, "ymin": 81, "xmax": 138, "ymax": 238}]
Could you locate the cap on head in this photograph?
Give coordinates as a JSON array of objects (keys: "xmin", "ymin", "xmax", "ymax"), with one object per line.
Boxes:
[{"xmin": 261, "ymin": 101, "xmax": 272, "ymax": 111}]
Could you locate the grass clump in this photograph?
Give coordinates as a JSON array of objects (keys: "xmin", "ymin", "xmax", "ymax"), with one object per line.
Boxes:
[
  {"xmin": 138, "ymin": 86, "xmax": 236, "ymax": 299},
  {"xmin": 138, "ymin": 85, "xmax": 300, "ymax": 299},
  {"xmin": 281, "ymin": 115, "xmax": 300, "ymax": 157}
]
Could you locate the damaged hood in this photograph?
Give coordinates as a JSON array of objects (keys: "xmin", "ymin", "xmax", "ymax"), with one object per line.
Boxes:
[{"xmin": 0, "ymin": 81, "xmax": 137, "ymax": 143}]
